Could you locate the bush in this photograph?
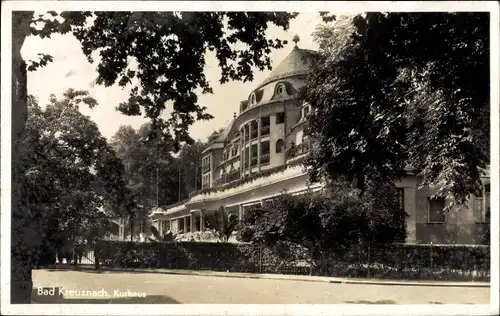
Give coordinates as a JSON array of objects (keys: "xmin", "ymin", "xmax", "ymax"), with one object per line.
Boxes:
[
  {"xmin": 175, "ymin": 230, "xmax": 220, "ymax": 242},
  {"xmin": 237, "ymin": 183, "xmax": 407, "ymax": 262},
  {"xmin": 96, "ymin": 240, "xmax": 259, "ymax": 272}
]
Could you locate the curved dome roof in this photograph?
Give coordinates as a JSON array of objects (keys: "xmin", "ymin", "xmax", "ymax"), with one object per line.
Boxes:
[{"xmin": 255, "ymin": 46, "xmax": 318, "ymax": 91}]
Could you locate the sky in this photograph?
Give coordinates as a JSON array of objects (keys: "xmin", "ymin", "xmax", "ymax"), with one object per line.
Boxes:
[{"xmin": 23, "ymin": 12, "xmax": 323, "ymax": 142}]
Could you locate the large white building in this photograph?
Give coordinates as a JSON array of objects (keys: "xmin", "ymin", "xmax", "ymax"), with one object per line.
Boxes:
[{"xmin": 151, "ymin": 39, "xmax": 490, "ymax": 245}]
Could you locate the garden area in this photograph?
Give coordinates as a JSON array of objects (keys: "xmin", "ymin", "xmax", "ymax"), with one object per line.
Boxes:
[{"xmin": 94, "ymin": 185, "xmax": 490, "ymax": 282}]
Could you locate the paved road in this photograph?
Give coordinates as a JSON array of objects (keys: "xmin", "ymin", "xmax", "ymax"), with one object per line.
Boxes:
[{"xmin": 32, "ymin": 269, "xmax": 489, "ymax": 304}]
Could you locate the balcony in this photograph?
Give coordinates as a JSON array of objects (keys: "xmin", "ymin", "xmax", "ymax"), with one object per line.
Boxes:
[
  {"xmin": 260, "ymin": 153, "xmax": 270, "ymax": 165},
  {"xmin": 261, "ymin": 125, "xmax": 270, "ymax": 136},
  {"xmin": 227, "ymin": 169, "xmax": 241, "ymax": 182},
  {"xmin": 214, "ymin": 169, "xmax": 241, "ymax": 187},
  {"xmin": 250, "ymin": 156, "xmax": 258, "ymax": 167},
  {"xmin": 213, "ymin": 177, "xmax": 225, "ymax": 187},
  {"xmin": 285, "ymin": 139, "xmax": 312, "ymax": 160}
]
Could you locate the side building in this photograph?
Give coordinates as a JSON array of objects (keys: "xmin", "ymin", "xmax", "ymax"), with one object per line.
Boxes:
[{"xmin": 151, "ymin": 40, "xmax": 490, "ymax": 245}]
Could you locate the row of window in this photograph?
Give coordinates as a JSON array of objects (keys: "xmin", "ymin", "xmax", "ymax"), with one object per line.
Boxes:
[
  {"xmin": 223, "ymin": 144, "xmax": 240, "ymax": 161},
  {"xmin": 242, "ymin": 141, "xmax": 271, "ymax": 161},
  {"xmin": 241, "ymin": 113, "xmax": 285, "ymax": 134},
  {"xmin": 248, "ymin": 82, "xmax": 288, "ymax": 107}
]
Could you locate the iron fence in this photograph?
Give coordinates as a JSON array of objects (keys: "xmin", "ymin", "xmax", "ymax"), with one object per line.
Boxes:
[{"xmin": 93, "ymin": 241, "xmax": 490, "ymax": 282}]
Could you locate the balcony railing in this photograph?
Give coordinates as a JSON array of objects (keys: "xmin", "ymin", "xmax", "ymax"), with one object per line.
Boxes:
[
  {"xmin": 285, "ymin": 139, "xmax": 312, "ymax": 160},
  {"xmin": 260, "ymin": 153, "xmax": 270, "ymax": 165},
  {"xmin": 251, "ymin": 129, "xmax": 258, "ymax": 140},
  {"xmin": 261, "ymin": 125, "xmax": 270, "ymax": 136},
  {"xmin": 213, "ymin": 177, "xmax": 225, "ymax": 187},
  {"xmin": 202, "ymin": 165, "xmax": 211, "ymax": 173},
  {"xmin": 214, "ymin": 169, "xmax": 241, "ymax": 187},
  {"xmin": 250, "ymin": 156, "xmax": 258, "ymax": 167},
  {"xmin": 227, "ymin": 169, "xmax": 241, "ymax": 182}
]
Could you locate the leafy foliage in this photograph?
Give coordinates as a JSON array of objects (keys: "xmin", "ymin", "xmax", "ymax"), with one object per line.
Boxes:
[
  {"xmin": 27, "ymin": 11, "xmax": 298, "ymax": 147},
  {"xmin": 237, "ymin": 184, "xmax": 407, "ymax": 262},
  {"xmin": 207, "ymin": 128, "xmax": 226, "ymax": 143},
  {"xmin": 20, "ymin": 91, "xmax": 128, "ymax": 256},
  {"xmin": 149, "ymin": 226, "xmax": 175, "ymax": 242},
  {"xmin": 177, "ymin": 140, "xmax": 207, "ymax": 196},
  {"xmin": 205, "ymin": 206, "xmax": 239, "ymax": 242},
  {"xmin": 111, "ymin": 124, "xmax": 178, "ymax": 211},
  {"xmin": 298, "ymin": 12, "xmax": 489, "ymax": 206},
  {"xmin": 110, "ymin": 124, "xmax": 210, "ymax": 235}
]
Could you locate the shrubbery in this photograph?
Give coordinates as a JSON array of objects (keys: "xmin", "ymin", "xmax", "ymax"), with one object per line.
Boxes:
[
  {"xmin": 94, "ymin": 240, "xmax": 490, "ymax": 281},
  {"xmin": 236, "ymin": 183, "xmax": 407, "ymax": 271}
]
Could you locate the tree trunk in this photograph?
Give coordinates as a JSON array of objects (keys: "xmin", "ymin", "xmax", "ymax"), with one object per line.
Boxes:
[{"xmin": 11, "ymin": 11, "xmax": 35, "ymax": 304}]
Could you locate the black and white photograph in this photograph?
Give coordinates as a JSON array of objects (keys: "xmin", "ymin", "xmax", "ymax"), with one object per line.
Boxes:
[{"xmin": 1, "ymin": 1, "xmax": 499, "ymax": 315}]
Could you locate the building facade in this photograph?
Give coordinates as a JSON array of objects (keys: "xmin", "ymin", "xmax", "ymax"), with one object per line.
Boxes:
[{"xmin": 151, "ymin": 41, "xmax": 490, "ymax": 245}]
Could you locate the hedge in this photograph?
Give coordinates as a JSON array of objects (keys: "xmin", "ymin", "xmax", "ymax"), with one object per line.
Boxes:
[{"xmin": 94, "ymin": 240, "xmax": 490, "ymax": 281}]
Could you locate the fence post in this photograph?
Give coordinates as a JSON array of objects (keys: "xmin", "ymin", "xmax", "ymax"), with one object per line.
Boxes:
[
  {"xmin": 258, "ymin": 245, "xmax": 262, "ymax": 273},
  {"xmin": 367, "ymin": 242, "xmax": 371, "ymax": 278},
  {"xmin": 94, "ymin": 239, "xmax": 100, "ymax": 270},
  {"xmin": 429, "ymin": 242, "xmax": 433, "ymax": 271},
  {"xmin": 309, "ymin": 247, "xmax": 313, "ymax": 276},
  {"xmin": 472, "ymin": 263, "xmax": 476, "ymax": 282}
]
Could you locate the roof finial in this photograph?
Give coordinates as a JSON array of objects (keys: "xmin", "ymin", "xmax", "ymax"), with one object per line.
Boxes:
[
  {"xmin": 292, "ymin": 34, "xmax": 300, "ymax": 47},
  {"xmin": 233, "ymin": 112, "xmax": 237, "ymax": 119}
]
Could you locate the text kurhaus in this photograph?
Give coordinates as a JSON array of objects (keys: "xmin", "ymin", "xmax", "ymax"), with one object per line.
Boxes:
[{"xmin": 37, "ymin": 287, "xmax": 146, "ymax": 298}]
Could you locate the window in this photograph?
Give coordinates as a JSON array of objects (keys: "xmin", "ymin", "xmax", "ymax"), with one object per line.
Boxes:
[
  {"xmin": 250, "ymin": 144, "xmax": 258, "ymax": 167},
  {"xmin": 202, "ymin": 175, "xmax": 210, "ymax": 188},
  {"xmin": 261, "ymin": 141, "xmax": 270, "ymax": 155},
  {"xmin": 276, "ymin": 83, "xmax": 285, "ymax": 96},
  {"xmin": 397, "ymin": 188, "xmax": 405, "ymax": 210},
  {"xmin": 250, "ymin": 93, "xmax": 256, "ymax": 105},
  {"xmin": 251, "ymin": 144, "xmax": 258, "ymax": 158},
  {"xmin": 260, "ymin": 141, "xmax": 270, "ymax": 164},
  {"xmin": 202, "ymin": 156, "xmax": 211, "ymax": 172},
  {"xmin": 276, "ymin": 139, "xmax": 284, "ymax": 153},
  {"xmin": 250, "ymin": 120, "xmax": 258, "ymax": 139},
  {"xmin": 303, "ymin": 106, "xmax": 310, "ymax": 118},
  {"xmin": 475, "ymin": 183, "xmax": 491, "ymax": 223},
  {"xmin": 276, "ymin": 112, "xmax": 285, "ymax": 124},
  {"xmin": 261, "ymin": 116, "xmax": 270, "ymax": 127},
  {"xmin": 261, "ymin": 116, "xmax": 270, "ymax": 136},
  {"xmin": 428, "ymin": 198, "xmax": 445, "ymax": 223}
]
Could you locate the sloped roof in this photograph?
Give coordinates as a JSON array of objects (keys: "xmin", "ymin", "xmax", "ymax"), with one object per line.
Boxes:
[{"xmin": 255, "ymin": 46, "xmax": 319, "ymax": 90}]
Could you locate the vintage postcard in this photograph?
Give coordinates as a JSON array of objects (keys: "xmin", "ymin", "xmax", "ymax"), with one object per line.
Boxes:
[{"xmin": 1, "ymin": 1, "xmax": 499, "ymax": 315}]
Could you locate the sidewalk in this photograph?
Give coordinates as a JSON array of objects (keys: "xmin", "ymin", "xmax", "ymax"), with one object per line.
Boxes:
[{"xmin": 42, "ymin": 264, "xmax": 490, "ymax": 288}]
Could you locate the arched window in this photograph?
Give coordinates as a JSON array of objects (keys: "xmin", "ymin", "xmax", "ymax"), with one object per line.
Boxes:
[
  {"xmin": 276, "ymin": 83, "xmax": 286, "ymax": 96},
  {"xmin": 276, "ymin": 139, "xmax": 284, "ymax": 153},
  {"xmin": 250, "ymin": 93, "xmax": 256, "ymax": 105}
]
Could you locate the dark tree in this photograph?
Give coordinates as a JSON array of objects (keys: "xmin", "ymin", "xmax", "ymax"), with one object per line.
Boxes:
[{"xmin": 299, "ymin": 12, "xmax": 489, "ymax": 206}]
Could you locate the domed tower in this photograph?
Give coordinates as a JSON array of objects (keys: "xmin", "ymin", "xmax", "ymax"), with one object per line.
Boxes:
[{"xmin": 233, "ymin": 34, "xmax": 318, "ymax": 177}]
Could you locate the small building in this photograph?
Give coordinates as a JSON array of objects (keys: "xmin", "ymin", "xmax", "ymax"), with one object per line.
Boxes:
[{"xmin": 151, "ymin": 37, "xmax": 490, "ymax": 245}]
